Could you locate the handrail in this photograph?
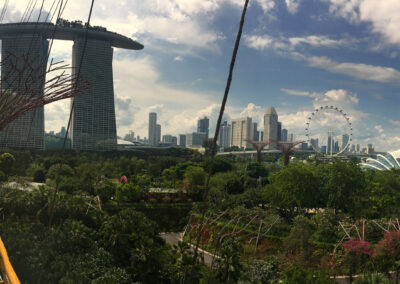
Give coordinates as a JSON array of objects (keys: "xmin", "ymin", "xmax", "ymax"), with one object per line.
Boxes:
[{"xmin": 0, "ymin": 237, "xmax": 20, "ymax": 284}]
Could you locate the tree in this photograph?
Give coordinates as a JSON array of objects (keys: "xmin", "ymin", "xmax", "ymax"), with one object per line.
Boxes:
[
  {"xmin": 47, "ymin": 163, "xmax": 74, "ymax": 180},
  {"xmin": 210, "ymin": 171, "xmax": 244, "ymax": 195},
  {"xmin": 0, "ymin": 152, "xmax": 15, "ymax": 176},
  {"xmin": 317, "ymin": 160, "xmax": 366, "ymax": 216},
  {"xmin": 184, "ymin": 166, "xmax": 206, "ymax": 189},
  {"xmin": 263, "ymin": 163, "xmax": 318, "ymax": 217},
  {"xmin": 244, "ymin": 162, "xmax": 269, "ymax": 188}
]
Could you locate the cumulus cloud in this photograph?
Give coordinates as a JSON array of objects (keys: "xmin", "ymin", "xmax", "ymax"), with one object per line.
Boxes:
[
  {"xmin": 307, "ymin": 56, "xmax": 400, "ymax": 83},
  {"xmin": 281, "ymin": 88, "xmax": 319, "ymax": 98},
  {"xmin": 325, "ymin": 0, "xmax": 400, "ymax": 47},
  {"xmin": 285, "ymin": 0, "xmax": 301, "ymax": 14}
]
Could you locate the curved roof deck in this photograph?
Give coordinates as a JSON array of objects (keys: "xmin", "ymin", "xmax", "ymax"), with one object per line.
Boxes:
[{"xmin": 0, "ymin": 22, "xmax": 143, "ymax": 50}]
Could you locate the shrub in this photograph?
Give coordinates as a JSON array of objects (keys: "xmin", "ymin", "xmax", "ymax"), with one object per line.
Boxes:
[
  {"xmin": 33, "ymin": 168, "xmax": 46, "ymax": 183},
  {"xmin": 0, "ymin": 170, "xmax": 7, "ymax": 182},
  {"xmin": 281, "ymin": 265, "xmax": 334, "ymax": 284}
]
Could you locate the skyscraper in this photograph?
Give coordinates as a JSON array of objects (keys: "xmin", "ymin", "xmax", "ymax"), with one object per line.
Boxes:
[
  {"xmin": 0, "ymin": 35, "xmax": 48, "ymax": 150},
  {"xmin": 230, "ymin": 117, "xmax": 252, "ymax": 149},
  {"xmin": 178, "ymin": 134, "xmax": 186, "ymax": 146},
  {"xmin": 197, "ymin": 117, "xmax": 209, "ymax": 138},
  {"xmin": 252, "ymin": 122, "xmax": 259, "ymax": 141},
  {"xmin": 277, "ymin": 122, "xmax": 282, "ymax": 141},
  {"xmin": 71, "ymin": 39, "xmax": 117, "ymax": 151},
  {"xmin": 218, "ymin": 121, "xmax": 231, "ymax": 148},
  {"xmin": 156, "ymin": 124, "xmax": 161, "ymax": 143},
  {"xmin": 341, "ymin": 134, "xmax": 349, "ymax": 151},
  {"xmin": 263, "ymin": 107, "xmax": 279, "ymax": 149},
  {"xmin": 281, "ymin": 129, "xmax": 288, "ymax": 142},
  {"xmin": 148, "ymin": 112, "xmax": 157, "ymax": 145}
]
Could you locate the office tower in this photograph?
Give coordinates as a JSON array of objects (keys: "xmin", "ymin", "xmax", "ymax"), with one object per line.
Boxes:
[
  {"xmin": 366, "ymin": 144, "xmax": 374, "ymax": 154},
  {"xmin": 327, "ymin": 131, "xmax": 334, "ymax": 155},
  {"xmin": 301, "ymin": 142, "xmax": 308, "ymax": 150},
  {"xmin": 178, "ymin": 134, "xmax": 186, "ymax": 146},
  {"xmin": 124, "ymin": 130, "xmax": 135, "ymax": 142},
  {"xmin": 281, "ymin": 129, "xmax": 288, "ymax": 142},
  {"xmin": 310, "ymin": 138, "xmax": 319, "ymax": 149},
  {"xmin": 162, "ymin": 135, "xmax": 177, "ymax": 145},
  {"xmin": 197, "ymin": 116, "xmax": 209, "ymax": 138},
  {"xmin": 230, "ymin": 117, "xmax": 252, "ymax": 149},
  {"xmin": 334, "ymin": 141, "xmax": 339, "ymax": 152},
  {"xmin": 0, "ymin": 35, "xmax": 48, "ymax": 150},
  {"xmin": 260, "ymin": 131, "xmax": 264, "ymax": 142},
  {"xmin": 148, "ymin": 112, "xmax": 157, "ymax": 145},
  {"xmin": 288, "ymin": 133, "xmax": 294, "ymax": 142},
  {"xmin": 71, "ymin": 39, "xmax": 117, "ymax": 151},
  {"xmin": 252, "ymin": 122, "xmax": 259, "ymax": 141},
  {"xmin": 156, "ymin": 124, "xmax": 161, "ymax": 143},
  {"xmin": 186, "ymin": 132, "xmax": 207, "ymax": 147},
  {"xmin": 59, "ymin": 127, "xmax": 66, "ymax": 138},
  {"xmin": 356, "ymin": 144, "xmax": 360, "ymax": 152},
  {"xmin": 218, "ymin": 121, "xmax": 231, "ymax": 148},
  {"xmin": 264, "ymin": 107, "xmax": 279, "ymax": 149},
  {"xmin": 277, "ymin": 122, "xmax": 282, "ymax": 141},
  {"xmin": 342, "ymin": 134, "xmax": 349, "ymax": 151},
  {"xmin": 351, "ymin": 144, "xmax": 355, "ymax": 152}
]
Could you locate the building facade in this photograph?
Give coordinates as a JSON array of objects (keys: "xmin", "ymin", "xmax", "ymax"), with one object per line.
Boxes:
[
  {"xmin": 186, "ymin": 132, "xmax": 207, "ymax": 147},
  {"xmin": 263, "ymin": 107, "xmax": 279, "ymax": 149},
  {"xmin": 218, "ymin": 121, "xmax": 231, "ymax": 148},
  {"xmin": 178, "ymin": 134, "xmax": 186, "ymax": 146},
  {"xmin": 71, "ymin": 39, "xmax": 117, "ymax": 151},
  {"xmin": 0, "ymin": 34, "xmax": 48, "ymax": 150},
  {"xmin": 197, "ymin": 117, "xmax": 209, "ymax": 138},
  {"xmin": 230, "ymin": 117, "xmax": 252, "ymax": 149},
  {"xmin": 148, "ymin": 112, "xmax": 157, "ymax": 146}
]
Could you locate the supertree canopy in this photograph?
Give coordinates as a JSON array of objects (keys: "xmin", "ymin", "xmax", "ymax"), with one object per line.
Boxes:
[
  {"xmin": 245, "ymin": 139, "xmax": 271, "ymax": 163},
  {"xmin": 275, "ymin": 140, "xmax": 304, "ymax": 166}
]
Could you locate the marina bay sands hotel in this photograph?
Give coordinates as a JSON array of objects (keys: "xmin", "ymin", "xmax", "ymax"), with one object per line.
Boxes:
[{"xmin": 0, "ymin": 20, "xmax": 143, "ymax": 151}]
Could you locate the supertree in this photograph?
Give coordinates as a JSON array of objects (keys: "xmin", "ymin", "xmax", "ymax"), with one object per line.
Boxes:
[
  {"xmin": 245, "ymin": 139, "xmax": 271, "ymax": 163},
  {"xmin": 0, "ymin": 51, "xmax": 89, "ymax": 131},
  {"xmin": 274, "ymin": 140, "xmax": 304, "ymax": 166}
]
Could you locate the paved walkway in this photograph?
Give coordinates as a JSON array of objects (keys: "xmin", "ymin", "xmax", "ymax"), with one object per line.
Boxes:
[{"xmin": 160, "ymin": 232, "xmax": 219, "ymax": 267}]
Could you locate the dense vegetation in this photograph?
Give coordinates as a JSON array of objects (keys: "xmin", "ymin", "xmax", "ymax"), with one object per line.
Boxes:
[{"xmin": 0, "ymin": 148, "xmax": 399, "ymax": 283}]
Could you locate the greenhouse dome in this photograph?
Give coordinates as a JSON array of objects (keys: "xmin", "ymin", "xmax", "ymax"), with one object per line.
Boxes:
[{"xmin": 360, "ymin": 150, "xmax": 400, "ymax": 170}]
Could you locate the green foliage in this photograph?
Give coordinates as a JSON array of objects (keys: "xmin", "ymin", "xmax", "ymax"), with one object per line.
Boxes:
[
  {"xmin": 353, "ymin": 272, "xmax": 390, "ymax": 284},
  {"xmin": 317, "ymin": 160, "xmax": 366, "ymax": 216},
  {"xmin": 210, "ymin": 171, "xmax": 244, "ymax": 195},
  {"xmin": 58, "ymin": 176, "xmax": 79, "ymax": 194},
  {"xmin": 95, "ymin": 181, "xmax": 116, "ymax": 203},
  {"xmin": 0, "ymin": 152, "xmax": 15, "ymax": 176},
  {"xmin": 115, "ymin": 183, "xmax": 145, "ymax": 202},
  {"xmin": 244, "ymin": 162, "xmax": 269, "ymax": 188},
  {"xmin": 263, "ymin": 163, "xmax": 318, "ymax": 217},
  {"xmin": 281, "ymin": 265, "xmax": 334, "ymax": 284},
  {"xmin": 33, "ymin": 168, "xmax": 46, "ymax": 182},
  {"xmin": 203, "ymin": 156, "xmax": 233, "ymax": 175},
  {"xmin": 284, "ymin": 215, "xmax": 315, "ymax": 260},
  {"xmin": 184, "ymin": 166, "xmax": 206, "ymax": 188},
  {"xmin": 0, "ymin": 170, "xmax": 7, "ymax": 182},
  {"xmin": 240, "ymin": 257, "xmax": 279, "ymax": 283},
  {"xmin": 47, "ymin": 163, "xmax": 74, "ymax": 180},
  {"xmin": 99, "ymin": 208, "xmax": 173, "ymax": 282},
  {"xmin": 215, "ymin": 237, "xmax": 243, "ymax": 283}
]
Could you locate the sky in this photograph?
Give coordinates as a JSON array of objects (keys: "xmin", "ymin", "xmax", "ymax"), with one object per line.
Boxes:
[{"xmin": 4, "ymin": 0, "xmax": 400, "ymax": 151}]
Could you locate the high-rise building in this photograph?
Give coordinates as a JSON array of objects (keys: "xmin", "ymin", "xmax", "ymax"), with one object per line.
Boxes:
[
  {"xmin": 356, "ymin": 144, "xmax": 360, "ymax": 152},
  {"xmin": 288, "ymin": 133, "xmax": 294, "ymax": 142},
  {"xmin": 342, "ymin": 134, "xmax": 349, "ymax": 151},
  {"xmin": 59, "ymin": 127, "xmax": 66, "ymax": 138},
  {"xmin": 71, "ymin": 39, "xmax": 118, "ymax": 151},
  {"xmin": 162, "ymin": 135, "xmax": 177, "ymax": 145},
  {"xmin": 148, "ymin": 112, "xmax": 157, "ymax": 146},
  {"xmin": 260, "ymin": 131, "xmax": 264, "ymax": 142},
  {"xmin": 197, "ymin": 117, "xmax": 209, "ymax": 138},
  {"xmin": 0, "ymin": 35, "xmax": 48, "ymax": 150},
  {"xmin": 218, "ymin": 121, "xmax": 231, "ymax": 148},
  {"xmin": 264, "ymin": 107, "xmax": 279, "ymax": 149},
  {"xmin": 186, "ymin": 132, "xmax": 207, "ymax": 147},
  {"xmin": 178, "ymin": 134, "xmax": 186, "ymax": 146},
  {"xmin": 252, "ymin": 122, "xmax": 259, "ymax": 141},
  {"xmin": 327, "ymin": 132, "xmax": 333, "ymax": 154},
  {"xmin": 124, "ymin": 130, "xmax": 135, "ymax": 142},
  {"xmin": 156, "ymin": 124, "xmax": 161, "ymax": 143},
  {"xmin": 310, "ymin": 138, "xmax": 319, "ymax": 149},
  {"xmin": 230, "ymin": 117, "xmax": 252, "ymax": 149},
  {"xmin": 277, "ymin": 122, "xmax": 282, "ymax": 141},
  {"xmin": 281, "ymin": 129, "xmax": 288, "ymax": 142},
  {"xmin": 366, "ymin": 144, "xmax": 374, "ymax": 154}
]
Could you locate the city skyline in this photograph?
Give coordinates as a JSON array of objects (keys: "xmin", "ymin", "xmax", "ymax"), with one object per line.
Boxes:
[{"xmin": 4, "ymin": 1, "xmax": 399, "ymax": 152}]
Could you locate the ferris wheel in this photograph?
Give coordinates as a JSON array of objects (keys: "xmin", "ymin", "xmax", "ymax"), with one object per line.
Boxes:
[{"xmin": 305, "ymin": 105, "xmax": 353, "ymax": 156}]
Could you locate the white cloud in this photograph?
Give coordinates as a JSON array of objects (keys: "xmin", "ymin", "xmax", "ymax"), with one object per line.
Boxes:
[
  {"xmin": 257, "ymin": 0, "xmax": 276, "ymax": 13},
  {"xmin": 285, "ymin": 0, "xmax": 301, "ymax": 14},
  {"xmin": 281, "ymin": 88, "xmax": 318, "ymax": 98},
  {"xmin": 307, "ymin": 56, "xmax": 400, "ymax": 83},
  {"xmin": 389, "ymin": 120, "xmax": 400, "ymax": 126},
  {"xmin": 238, "ymin": 103, "xmax": 265, "ymax": 126},
  {"xmin": 326, "ymin": 0, "xmax": 400, "ymax": 46}
]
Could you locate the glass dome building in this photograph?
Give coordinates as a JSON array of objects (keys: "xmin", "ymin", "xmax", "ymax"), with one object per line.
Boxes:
[{"xmin": 360, "ymin": 150, "xmax": 400, "ymax": 170}]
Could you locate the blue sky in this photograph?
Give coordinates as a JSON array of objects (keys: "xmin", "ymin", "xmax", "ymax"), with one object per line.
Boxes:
[{"xmin": 7, "ymin": 0, "xmax": 400, "ymax": 151}]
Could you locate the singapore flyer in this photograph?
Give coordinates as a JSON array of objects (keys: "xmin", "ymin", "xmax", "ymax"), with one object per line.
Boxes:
[{"xmin": 305, "ymin": 105, "xmax": 353, "ymax": 156}]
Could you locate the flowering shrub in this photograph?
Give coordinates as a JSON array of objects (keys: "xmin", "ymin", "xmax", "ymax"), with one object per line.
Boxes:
[{"xmin": 343, "ymin": 238, "xmax": 372, "ymax": 256}]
